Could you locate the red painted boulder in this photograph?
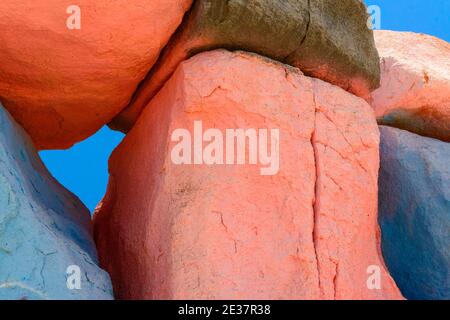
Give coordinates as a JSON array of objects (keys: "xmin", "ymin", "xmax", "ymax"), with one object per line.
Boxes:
[
  {"xmin": 94, "ymin": 50, "xmax": 402, "ymax": 300},
  {"xmin": 0, "ymin": 0, "xmax": 192, "ymax": 149},
  {"xmin": 371, "ymin": 31, "xmax": 450, "ymax": 141}
]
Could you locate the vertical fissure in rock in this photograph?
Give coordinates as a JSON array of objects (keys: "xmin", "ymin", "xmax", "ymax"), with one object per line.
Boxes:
[
  {"xmin": 300, "ymin": 0, "xmax": 311, "ymax": 47},
  {"xmin": 333, "ymin": 261, "xmax": 339, "ymax": 300},
  {"xmin": 310, "ymin": 87, "xmax": 323, "ymax": 298},
  {"xmin": 283, "ymin": 0, "xmax": 311, "ymax": 63}
]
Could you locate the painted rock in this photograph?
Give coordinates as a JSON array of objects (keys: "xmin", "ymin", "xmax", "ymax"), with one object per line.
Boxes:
[
  {"xmin": 0, "ymin": 103, "xmax": 113, "ymax": 300},
  {"xmin": 372, "ymin": 31, "xmax": 450, "ymax": 142},
  {"xmin": 0, "ymin": 0, "xmax": 192, "ymax": 149},
  {"xmin": 379, "ymin": 126, "xmax": 450, "ymax": 300},
  {"xmin": 110, "ymin": 0, "xmax": 380, "ymax": 132},
  {"xmin": 95, "ymin": 50, "xmax": 401, "ymax": 300}
]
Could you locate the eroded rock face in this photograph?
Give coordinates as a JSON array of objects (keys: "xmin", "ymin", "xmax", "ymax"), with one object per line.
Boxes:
[
  {"xmin": 95, "ymin": 50, "xmax": 401, "ymax": 300},
  {"xmin": 0, "ymin": 103, "xmax": 113, "ymax": 300},
  {"xmin": 0, "ymin": 0, "xmax": 192, "ymax": 149},
  {"xmin": 372, "ymin": 31, "xmax": 450, "ymax": 142},
  {"xmin": 110, "ymin": 0, "xmax": 380, "ymax": 133},
  {"xmin": 379, "ymin": 126, "xmax": 450, "ymax": 300}
]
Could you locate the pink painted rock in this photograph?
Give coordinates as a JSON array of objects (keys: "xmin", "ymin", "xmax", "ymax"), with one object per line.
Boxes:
[
  {"xmin": 94, "ymin": 50, "xmax": 402, "ymax": 300},
  {"xmin": 0, "ymin": 0, "xmax": 192, "ymax": 149},
  {"xmin": 371, "ymin": 30, "xmax": 450, "ymax": 142}
]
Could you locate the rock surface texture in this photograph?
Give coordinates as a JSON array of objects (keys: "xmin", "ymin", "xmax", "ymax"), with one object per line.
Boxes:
[
  {"xmin": 372, "ymin": 31, "xmax": 450, "ymax": 142},
  {"xmin": 0, "ymin": 103, "xmax": 113, "ymax": 300},
  {"xmin": 0, "ymin": 0, "xmax": 192, "ymax": 149},
  {"xmin": 110, "ymin": 0, "xmax": 380, "ymax": 132},
  {"xmin": 95, "ymin": 50, "xmax": 401, "ymax": 300},
  {"xmin": 378, "ymin": 126, "xmax": 450, "ymax": 300}
]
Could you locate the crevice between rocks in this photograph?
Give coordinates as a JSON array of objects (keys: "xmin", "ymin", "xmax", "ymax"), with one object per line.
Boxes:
[
  {"xmin": 119, "ymin": 0, "xmax": 197, "ymax": 124},
  {"xmin": 377, "ymin": 112, "xmax": 450, "ymax": 143}
]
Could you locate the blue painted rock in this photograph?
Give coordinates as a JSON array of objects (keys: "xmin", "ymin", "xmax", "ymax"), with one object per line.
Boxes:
[
  {"xmin": 379, "ymin": 126, "xmax": 450, "ymax": 300},
  {"xmin": 0, "ymin": 104, "xmax": 113, "ymax": 300}
]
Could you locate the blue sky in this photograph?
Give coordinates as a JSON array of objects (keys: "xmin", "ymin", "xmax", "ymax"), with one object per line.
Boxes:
[
  {"xmin": 366, "ymin": 0, "xmax": 450, "ymax": 41},
  {"xmin": 40, "ymin": 0, "xmax": 450, "ymax": 212}
]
